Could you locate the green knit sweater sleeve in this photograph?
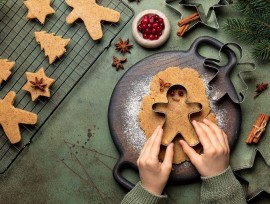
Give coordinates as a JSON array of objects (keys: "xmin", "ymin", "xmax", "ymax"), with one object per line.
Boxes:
[
  {"xmin": 201, "ymin": 166, "xmax": 247, "ymax": 204},
  {"xmin": 121, "ymin": 182, "xmax": 167, "ymax": 204}
]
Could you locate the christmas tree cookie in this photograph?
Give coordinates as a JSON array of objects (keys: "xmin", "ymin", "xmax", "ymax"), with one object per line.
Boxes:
[
  {"xmin": 0, "ymin": 59, "xmax": 15, "ymax": 85},
  {"xmin": 24, "ymin": 0, "xmax": 55, "ymax": 24},
  {"xmin": 35, "ymin": 31, "xmax": 70, "ymax": 64},
  {"xmin": 0, "ymin": 91, "xmax": 38, "ymax": 144},
  {"xmin": 23, "ymin": 67, "xmax": 55, "ymax": 101}
]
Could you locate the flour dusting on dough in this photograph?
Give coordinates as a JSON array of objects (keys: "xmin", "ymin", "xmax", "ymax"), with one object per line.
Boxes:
[
  {"xmin": 122, "ymin": 76, "xmax": 152, "ymax": 153},
  {"xmin": 202, "ymin": 78, "xmax": 227, "ymax": 129}
]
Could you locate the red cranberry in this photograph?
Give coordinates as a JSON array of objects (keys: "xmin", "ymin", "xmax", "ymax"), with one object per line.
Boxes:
[
  {"xmin": 152, "ymin": 23, "xmax": 159, "ymax": 28},
  {"xmin": 149, "ymin": 34, "xmax": 155, "ymax": 40},
  {"xmin": 152, "ymin": 28, "xmax": 157, "ymax": 34},
  {"xmin": 157, "ymin": 32, "xmax": 162, "ymax": 36},
  {"xmin": 144, "ymin": 28, "xmax": 151, "ymax": 34},
  {"xmin": 143, "ymin": 15, "xmax": 150, "ymax": 20},
  {"xmin": 147, "ymin": 23, "xmax": 152, "ymax": 29},
  {"xmin": 156, "ymin": 26, "xmax": 162, "ymax": 32},
  {"xmin": 142, "ymin": 18, "xmax": 149, "ymax": 24},
  {"xmin": 159, "ymin": 22, "xmax": 165, "ymax": 29},
  {"xmin": 158, "ymin": 18, "xmax": 164, "ymax": 23},
  {"xmin": 141, "ymin": 23, "xmax": 147, "ymax": 29},
  {"xmin": 154, "ymin": 34, "xmax": 159, "ymax": 39},
  {"xmin": 143, "ymin": 33, "xmax": 149, "ymax": 39},
  {"xmin": 149, "ymin": 16, "xmax": 155, "ymax": 23}
]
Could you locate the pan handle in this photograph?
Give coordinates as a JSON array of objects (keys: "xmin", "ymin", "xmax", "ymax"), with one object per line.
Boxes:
[
  {"xmin": 113, "ymin": 156, "xmax": 137, "ymax": 190},
  {"xmin": 189, "ymin": 36, "xmax": 237, "ymax": 70}
]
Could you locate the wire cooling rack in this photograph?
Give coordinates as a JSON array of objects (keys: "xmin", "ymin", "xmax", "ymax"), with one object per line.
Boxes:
[{"xmin": 0, "ymin": 0, "xmax": 134, "ymax": 173}]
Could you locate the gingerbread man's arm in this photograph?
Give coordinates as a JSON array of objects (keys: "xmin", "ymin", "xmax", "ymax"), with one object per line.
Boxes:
[
  {"xmin": 66, "ymin": 10, "xmax": 80, "ymax": 24},
  {"xmin": 3, "ymin": 91, "xmax": 16, "ymax": 105},
  {"xmin": 188, "ymin": 102, "xmax": 202, "ymax": 115},
  {"xmin": 15, "ymin": 110, "xmax": 38, "ymax": 125},
  {"xmin": 152, "ymin": 103, "xmax": 168, "ymax": 114},
  {"xmin": 98, "ymin": 6, "xmax": 121, "ymax": 23}
]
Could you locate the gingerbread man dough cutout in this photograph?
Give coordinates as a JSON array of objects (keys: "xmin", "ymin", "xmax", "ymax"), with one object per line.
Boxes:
[
  {"xmin": 65, "ymin": 0, "xmax": 121, "ymax": 40},
  {"xmin": 139, "ymin": 67, "xmax": 217, "ymax": 164},
  {"xmin": 0, "ymin": 91, "xmax": 38, "ymax": 144},
  {"xmin": 153, "ymin": 85, "xmax": 202, "ymax": 146}
]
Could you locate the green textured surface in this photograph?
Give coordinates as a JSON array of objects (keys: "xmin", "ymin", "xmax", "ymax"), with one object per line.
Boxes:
[{"xmin": 0, "ymin": 0, "xmax": 270, "ymax": 203}]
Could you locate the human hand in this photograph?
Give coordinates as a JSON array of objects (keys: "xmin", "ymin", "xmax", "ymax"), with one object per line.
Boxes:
[
  {"xmin": 179, "ymin": 119, "xmax": 230, "ymax": 177},
  {"xmin": 137, "ymin": 126, "xmax": 174, "ymax": 195}
]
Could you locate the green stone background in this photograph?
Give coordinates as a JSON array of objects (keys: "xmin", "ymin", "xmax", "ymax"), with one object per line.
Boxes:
[{"xmin": 0, "ymin": 0, "xmax": 270, "ymax": 203}]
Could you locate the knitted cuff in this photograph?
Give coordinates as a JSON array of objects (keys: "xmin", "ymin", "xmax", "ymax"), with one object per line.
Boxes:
[
  {"xmin": 121, "ymin": 182, "xmax": 167, "ymax": 204},
  {"xmin": 200, "ymin": 166, "xmax": 246, "ymax": 204},
  {"xmin": 201, "ymin": 166, "xmax": 236, "ymax": 192}
]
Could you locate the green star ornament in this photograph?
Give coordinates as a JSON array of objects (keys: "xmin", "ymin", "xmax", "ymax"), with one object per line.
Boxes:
[{"xmin": 236, "ymin": 150, "xmax": 270, "ymax": 201}]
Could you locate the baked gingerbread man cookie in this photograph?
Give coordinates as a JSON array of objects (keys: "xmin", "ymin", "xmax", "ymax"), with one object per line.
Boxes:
[
  {"xmin": 0, "ymin": 91, "xmax": 38, "ymax": 144},
  {"xmin": 23, "ymin": 67, "xmax": 55, "ymax": 101},
  {"xmin": 0, "ymin": 59, "xmax": 15, "ymax": 85},
  {"xmin": 65, "ymin": 0, "xmax": 121, "ymax": 40},
  {"xmin": 35, "ymin": 31, "xmax": 70, "ymax": 64},
  {"xmin": 24, "ymin": 0, "xmax": 55, "ymax": 24}
]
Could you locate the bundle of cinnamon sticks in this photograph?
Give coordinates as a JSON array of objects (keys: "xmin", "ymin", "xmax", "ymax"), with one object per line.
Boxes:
[
  {"xmin": 177, "ymin": 12, "xmax": 200, "ymax": 37},
  {"xmin": 246, "ymin": 113, "xmax": 270, "ymax": 144}
]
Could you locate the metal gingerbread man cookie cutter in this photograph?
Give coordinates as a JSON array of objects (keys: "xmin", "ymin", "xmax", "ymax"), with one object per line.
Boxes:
[
  {"xmin": 203, "ymin": 42, "xmax": 256, "ymax": 104},
  {"xmin": 152, "ymin": 84, "xmax": 203, "ymax": 146}
]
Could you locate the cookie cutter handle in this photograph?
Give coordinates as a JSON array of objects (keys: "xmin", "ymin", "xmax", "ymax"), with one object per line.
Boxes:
[
  {"xmin": 113, "ymin": 156, "xmax": 137, "ymax": 190},
  {"xmin": 190, "ymin": 36, "xmax": 237, "ymax": 70}
]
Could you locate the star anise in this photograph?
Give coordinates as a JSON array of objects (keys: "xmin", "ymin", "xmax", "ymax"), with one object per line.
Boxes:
[
  {"xmin": 112, "ymin": 56, "xmax": 127, "ymax": 71},
  {"xmin": 30, "ymin": 77, "xmax": 47, "ymax": 91},
  {"xmin": 254, "ymin": 82, "xmax": 268, "ymax": 98},
  {"xmin": 115, "ymin": 38, "xmax": 133, "ymax": 55},
  {"xmin": 159, "ymin": 78, "xmax": 171, "ymax": 92}
]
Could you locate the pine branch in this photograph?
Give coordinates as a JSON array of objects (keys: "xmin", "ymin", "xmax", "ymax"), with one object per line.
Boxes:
[
  {"xmin": 224, "ymin": 19, "xmax": 260, "ymax": 42},
  {"xmin": 253, "ymin": 43, "xmax": 270, "ymax": 60},
  {"xmin": 223, "ymin": 1, "xmax": 270, "ymax": 61},
  {"xmin": 236, "ymin": 0, "xmax": 270, "ymax": 14}
]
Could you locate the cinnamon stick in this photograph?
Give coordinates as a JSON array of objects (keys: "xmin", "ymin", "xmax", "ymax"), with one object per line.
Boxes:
[
  {"xmin": 177, "ymin": 24, "xmax": 190, "ymax": 37},
  {"xmin": 246, "ymin": 113, "xmax": 270, "ymax": 144},
  {"xmin": 178, "ymin": 13, "xmax": 199, "ymax": 27}
]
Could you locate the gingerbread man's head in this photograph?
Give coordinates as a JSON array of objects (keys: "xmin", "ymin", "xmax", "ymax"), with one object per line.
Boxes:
[{"xmin": 166, "ymin": 85, "xmax": 187, "ymax": 103}]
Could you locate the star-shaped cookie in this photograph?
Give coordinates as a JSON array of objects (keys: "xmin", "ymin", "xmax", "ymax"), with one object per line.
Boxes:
[
  {"xmin": 35, "ymin": 31, "xmax": 70, "ymax": 64},
  {"xmin": 236, "ymin": 150, "xmax": 270, "ymax": 201},
  {"xmin": 24, "ymin": 0, "xmax": 55, "ymax": 24},
  {"xmin": 0, "ymin": 91, "xmax": 38, "ymax": 144},
  {"xmin": 65, "ymin": 0, "xmax": 121, "ymax": 40},
  {"xmin": 23, "ymin": 68, "xmax": 55, "ymax": 101},
  {"xmin": 0, "ymin": 59, "xmax": 15, "ymax": 85}
]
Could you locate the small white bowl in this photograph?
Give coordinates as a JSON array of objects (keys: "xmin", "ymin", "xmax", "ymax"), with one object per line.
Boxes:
[{"xmin": 132, "ymin": 9, "xmax": 171, "ymax": 49}]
